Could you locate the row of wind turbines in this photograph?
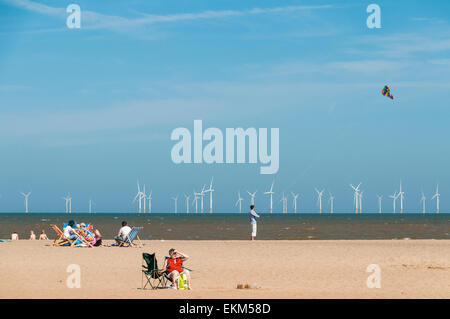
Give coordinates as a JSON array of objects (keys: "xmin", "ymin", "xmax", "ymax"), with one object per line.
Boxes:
[
  {"xmin": 132, "ymin": 179, "xmax": 441, "ymax": 214},
  {"xmin": 13, "ymin": 180, "xmax": 440, "ymax": 214},
  {"xmin": 133, "ymin": 178, "xmax": 215, "ymax": 214},
  {"xmin": 16, "ymin": 192, "xmax": 95, "ymax": 214},
  {"xmin": 350, "ymin": 182, "xmax": 440, "ymax": 214}
]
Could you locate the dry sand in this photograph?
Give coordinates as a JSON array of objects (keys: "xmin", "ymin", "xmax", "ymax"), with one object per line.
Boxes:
[{"xmin": 0, "ymin": 240, "xmax": 449, "ymax": 298}]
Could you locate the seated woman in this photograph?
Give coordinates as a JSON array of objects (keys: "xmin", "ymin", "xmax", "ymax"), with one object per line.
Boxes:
[
  {"xmin": 78, "ymin": 223, "xmax": 97, "ymax": 245},
  {"xmin": 92, "ymin": 229, "xmax": 102, "ymax": 246},
  {"xmin": 39, "ymin": 230, "xmax": 48, "ymax": 240},
  {"xmin": 159, "ymin": 248, "xmax": 192, "ymax": 290},
  {"xmin": 29, "ymin": 230, "xmax": 36, "ymax": 240}
]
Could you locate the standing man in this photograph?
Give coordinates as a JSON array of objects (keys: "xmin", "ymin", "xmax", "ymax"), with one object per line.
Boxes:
[{"xmin": 249, "ymin": 205, "xmax": 260, "ymax": 241}]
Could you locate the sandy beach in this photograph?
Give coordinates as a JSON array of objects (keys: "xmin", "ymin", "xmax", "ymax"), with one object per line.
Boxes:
[{"xmin": 0, "ymin": 240, "xmax": 449, "ymax": 299}]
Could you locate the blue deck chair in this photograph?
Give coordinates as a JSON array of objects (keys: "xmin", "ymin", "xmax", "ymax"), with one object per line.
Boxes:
[{"xmin": 118, "ymin": 226, "xmax": 143, "ymax": 247}]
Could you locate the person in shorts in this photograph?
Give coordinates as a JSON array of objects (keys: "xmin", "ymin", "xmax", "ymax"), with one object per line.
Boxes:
[{"xmin": 160, "ymin": 248, "xmax": 191, "ymax": 290}]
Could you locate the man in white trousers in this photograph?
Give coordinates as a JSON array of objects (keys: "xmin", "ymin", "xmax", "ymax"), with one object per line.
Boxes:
[{"xmin": 249, "ymin": 205, "xmax": 260, "ymax": 241}]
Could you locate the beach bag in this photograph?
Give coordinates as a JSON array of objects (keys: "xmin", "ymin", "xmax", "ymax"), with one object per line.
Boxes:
[{"xmin": 178, "ymin": 273, "xmax": 188, "ymax": 290}]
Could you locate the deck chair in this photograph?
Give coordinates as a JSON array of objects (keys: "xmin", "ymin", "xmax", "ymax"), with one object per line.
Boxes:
[
  {"xmin": 51, "ymin": 225, "xmax": 93, "ymax": 247},
  {"xmin": 142, "ymin": 253, "xmax": 168, "ymax": 289},
  {"xmin": 117, "ymin": 226, "xmax": 143, "ymax": 247},
  {"xmin": 50, "ymin": 224, "xmax": 74, "ymax": 246},
  {"xmin": 72, "ymin": 229, "xmax": 94, "ymax": 248}
]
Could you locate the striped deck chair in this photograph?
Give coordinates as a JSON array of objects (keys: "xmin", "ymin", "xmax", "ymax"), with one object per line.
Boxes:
[
  {"xmin": 50, "ymin": 224, "xmax": 74, "ymax": 246},
  {"xmin": 72, "ymin": 228, "xmax": 94, "ymax": 248},
  {"xmin": 51, "ymin": 225, "xmax": 94, "ymax": 247},
  {"xmin": 117, "ymin": 226, "xmax": 143, "ymax": 247}
]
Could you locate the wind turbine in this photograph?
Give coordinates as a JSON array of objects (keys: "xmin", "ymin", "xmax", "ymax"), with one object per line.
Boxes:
[
  {"xmin": 133, "ymin": 181, "xmax": 144, "ymax": 214},
  {"xmin": 247, "ymin": 190, "xmax": 257, "ymax": 206},
  {"xmin": 192, "ymin": 189, "xmax": 201, "ymax": 214},
  {"xmin": 204, "ymin": 178, "xmax": 214, "ymax": 214},
  {"xmin": 63, "ymin": 195, "xmax": 72, "ymax": 214},
  {"xmin": 147, "ymin": 190, "xmax": 152, "ymax": 214},
  {"xmin": 280, "ymin": 193, "xmax": 287, "ymax": 214},
  {"xmin": 88, "ymin": 199, "xmax": 95, "ymax": 214},
  {"xmin": 291, "ymin": 192, "xmax": 299, "ymax": 214},
  {"xmin": 350, "ymin": 183, "xmax": 362, "ymax": 214},
  {"xmin": 63, "ymin": 195, "xmax": 70, "ymax": 214},
  {"xmin": 420, "ymin": 192, "xmax": 426, "ymax": 215},
  {"xmin": 172, "ymin": 195, "xmax": 178, "ymax": 214},
  {"xmin": 235, "ymin": 192, "xmax": 243, "ymax": 214},
  {"xmin": 20, "ymin": 192, "xmax": 31, "ymax": 213},
  {"xmin": 359, "ymin": 191, "xmax": 363, "ymax": 214},
  {"xmin": 315, "ymin": 188, "xmax": 324, "ymax": 214},
  {"xmin": 377, "ymin": 195, "xmax": 382, "ymax": 214},
  {"xmin": 389, "ymin": 191, "xmax": 399, "ymax": 214},
  {"xmin": 199, "ymin": 185, "xmax": 206, "ymax": 213},
  {"xmin": 432, "ymin": 185, "xmax": 440, "ymax": 214},
  {"xmin": 184, "ymin": 194, "xmax": 190, "ymax": 214},
  {"xmin": 264, "ymin": 181, "xmax": 275, "ymax": 214},
  {"xmin": 142, "ymin": 185, "xmax": 147, "ymax": 214},
  {"xmin": 398, "ymin": 181, "xmax": 405, "ymax": 214},
  {"xmin": 329, "ymin": 192, "xmax": 334, "ymax": 214}
]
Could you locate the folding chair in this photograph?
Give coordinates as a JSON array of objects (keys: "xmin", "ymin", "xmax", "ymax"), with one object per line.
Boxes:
[
  {"xmin": 117, "ymin": 226, "xmax": 143, "ymax": 247},
  {"xmin": 50, "ymin": 224, "xmax": 74, "ymax": 246},
  {"xmin": 72, "ymin": 228, "xmax": 94, "ymax": 248},
  {"xmin": 51, "ymin": 225, "xmax": 93, "ymax": 247},
  {"xmin": 142, "ymin": 253, "xmax": 168, "ymax": 289}
]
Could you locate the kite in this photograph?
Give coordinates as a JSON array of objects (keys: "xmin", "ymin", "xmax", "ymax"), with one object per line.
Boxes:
[{"xmin": 382, "ymin": 85, "xmax": 394, "ymax": 100}]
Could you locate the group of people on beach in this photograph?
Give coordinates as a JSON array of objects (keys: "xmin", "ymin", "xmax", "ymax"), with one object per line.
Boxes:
[
  {"xmin": 63, "ymin": 220, "xmax": 103, "ymax": 246},
  {"xmin": 10, "ymin": 204, "xmax": 261, "ymax": 242},
  {"xmin": 11, "ymin": 230, "xmax": 48, "ymax": 240},
  {"xmin": 7, "ymin": 205, "xmax": 260, "ymax": 291}
]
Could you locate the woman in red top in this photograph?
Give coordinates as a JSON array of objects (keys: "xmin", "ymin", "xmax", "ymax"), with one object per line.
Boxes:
[{"xmin": 160, "ymin": 248, "xmax": 191, "ymax": 290}]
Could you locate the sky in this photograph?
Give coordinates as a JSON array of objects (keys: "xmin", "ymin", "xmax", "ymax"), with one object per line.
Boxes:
[{"xmin": 0, "ymin": 0, "xmax": 449, "ymax": 213}]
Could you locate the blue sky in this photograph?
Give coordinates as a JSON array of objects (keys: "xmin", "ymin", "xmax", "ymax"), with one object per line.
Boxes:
[{"xmin": 0, "ymin": 0, "xmax": 449, "ymax": 213}]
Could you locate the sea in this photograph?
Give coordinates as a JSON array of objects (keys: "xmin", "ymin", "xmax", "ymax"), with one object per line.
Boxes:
[{"xmin": 1, "ymin": 213, "xmax": 449, "ymax": 240}]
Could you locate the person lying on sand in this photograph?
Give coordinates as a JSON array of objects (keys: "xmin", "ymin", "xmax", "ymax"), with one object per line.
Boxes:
[{"xmin": 159, "ymin": 248, "xmax": 192, "ymax": 290}]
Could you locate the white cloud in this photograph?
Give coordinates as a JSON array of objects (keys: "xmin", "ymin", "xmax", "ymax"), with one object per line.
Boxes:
[{"xmin": 2, "ymin": 0, "xmax": 333, "ymax": 31}]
